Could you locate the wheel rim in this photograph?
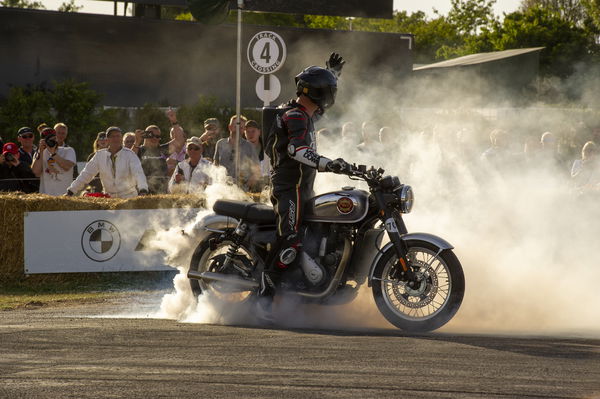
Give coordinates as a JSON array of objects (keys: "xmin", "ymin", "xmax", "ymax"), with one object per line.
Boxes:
[
  {"xmin": 379, "ymin": 247, "xmax": 452, "ymax": 321},
  {"xmin": 193, "ymin": 240, "xmax": 254, "ymax": 304}
]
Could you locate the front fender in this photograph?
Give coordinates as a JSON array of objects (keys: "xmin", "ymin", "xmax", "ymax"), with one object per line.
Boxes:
[{"xmin": 367, "ymin": 232, "xmax": 454, "ymax": 286}]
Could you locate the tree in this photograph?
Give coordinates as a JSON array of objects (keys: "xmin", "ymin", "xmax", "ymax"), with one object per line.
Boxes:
[
  {"xmin": 0, "ymin": 0, "xmax": 45, "ymax": 9},
  {"xmin": 478, "ymin": 6, "xmax": 596, "ymax": 76},
  {"xmin": 58, "ymin": 0, "xmax": 82, "ymax": 12},
  {"xmin": 520, "ymin": 0, "xmax": 587, "ymax": 25},
  {"xmin": 447, "ymin": 0, "xmax": 498, "ymax": 36}
]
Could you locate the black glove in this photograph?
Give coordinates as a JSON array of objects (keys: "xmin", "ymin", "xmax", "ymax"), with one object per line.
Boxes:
[
  {"xmin": 327, "ymin": 158, "xmax": 350, "ymax": 174},
  {"xmin": 138, "ymin": 189, "xmax": 149, "ymax": 196},
  {"xmin": 65, "ymin": 190, "xmax": 74, "ymax": 197},
  {"xmin": 326, "ymin": 53, "xmax": 345, "ymax": 77}
]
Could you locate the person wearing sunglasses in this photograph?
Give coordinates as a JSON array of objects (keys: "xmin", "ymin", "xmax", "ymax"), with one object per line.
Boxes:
[
  {"xmin": 167, "ymin": 136, "xmax": 212, "ymax": 194},
  {"xmin": 16, "ymin": 127, "xmax": 37, "ymax": 167},
  {"xmin": 136, "ymin": 125, "xmax": 168, "ymax": 194}
]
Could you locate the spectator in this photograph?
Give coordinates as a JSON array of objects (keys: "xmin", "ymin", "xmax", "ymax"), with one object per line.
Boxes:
[
  {"xmin": 36, "ymin": 123, "xmax": 48, "ymax": 134},
  {"xmin": 123, "ymin": 132, "xmax": 136, "ymax": 149},
  {"xmin": 378, "ymin": 126, "xmax": 394, "ymax": 146},
  {"xmin": 168, "ymin": 136, "xmax": 211, "ymax": 194},
  {"xmin": 0, "ymin": 142, "xmax": 37, "ymax": 193},
  {"xmin": 66, "ymin": 127, "xmax": 148, "ymax": 198},
  {"xmin": 31, "ymin": 128, "xmax": 76, "ymax": 196},
  {"xmin": 357, "ymin": 121, "xmax": 378, "ymax": 152},
  {"xmin": 16, "ymin": 127, "xmax": 37, "ymax": 166},
  {"xmin": 214, "ymin": 115, "xmax": 260, "ymax": 191},
  {"xmin": 571, "ymin": 141, "xmax": 599, "ymax": 193},
  {"xmin": 481, "ymin": 129, "xmax": 509, "ymax": 163},
  {"xmin": 135, "ymin": 125, "xmax": 168, "ymax": 194},
  {"xmin": 162, "ymin": 108, "xmax": 187, "ymax": 176},
  {"xmin": 199, "ymin": 118, "xmax": 222, "ymax": 161},
  {"xmin": 244, "ymin": 119, "xmax": 271, "ymax": 184},
  {"xmin": 86, "ymin": 132, "xmax": 109, "ymax": 193},
  {"xmin": 54, "ymin": 122, "xmax": 78, "ymax": 179},
  {"xmin": 341, "ymin": 122, "xmax": 358, "ymax": 146}
]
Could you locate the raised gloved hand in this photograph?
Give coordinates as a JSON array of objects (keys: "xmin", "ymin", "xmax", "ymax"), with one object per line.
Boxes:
[
  {"xmin": 326, "ymin": 52, "xmax": 345, "ymax": 77},
  {"xmin": 138, "ymin": 189, "xmax": 149, "ymax": 196},
  {"xmin": 327, "ymin": 158, "xmax": 350, "ymax": 174}
]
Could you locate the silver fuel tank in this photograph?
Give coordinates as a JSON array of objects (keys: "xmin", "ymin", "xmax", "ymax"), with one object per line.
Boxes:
[{"xmin": 304, "ymin": 189, "xmax": 370, "ymax": 223}]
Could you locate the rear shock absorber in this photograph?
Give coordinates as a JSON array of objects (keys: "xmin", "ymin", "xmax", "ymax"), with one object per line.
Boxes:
[{"xmin": 220, "ymin": 221, "xmax": 250, "ymax": 276}]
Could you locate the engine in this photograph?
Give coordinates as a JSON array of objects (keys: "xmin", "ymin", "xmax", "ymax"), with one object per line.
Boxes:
[{"xmin": 283, "ymin": 223, "xmax": 350, "ymax": 291}]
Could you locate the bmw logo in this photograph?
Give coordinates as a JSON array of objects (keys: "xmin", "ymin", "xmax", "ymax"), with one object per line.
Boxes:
[{"xmin": 81, "ymin": 220, "xmax": 121, "ymax": 262}]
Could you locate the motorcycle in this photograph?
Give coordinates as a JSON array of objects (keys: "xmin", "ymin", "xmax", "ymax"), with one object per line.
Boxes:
[{"xmin": 187, "ymin": 164, "xmax": 465, "ymax": 332}]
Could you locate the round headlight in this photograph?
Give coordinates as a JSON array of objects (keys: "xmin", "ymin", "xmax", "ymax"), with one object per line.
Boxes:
[{"xmin": 399, "ymin": 185, "xmax": 414, "ymax": 213}]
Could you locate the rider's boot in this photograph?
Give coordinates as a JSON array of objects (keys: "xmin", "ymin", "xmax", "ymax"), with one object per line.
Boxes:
[{"xmin": 254, "ymin": 235, "xmax": 302, "ymax": 323}]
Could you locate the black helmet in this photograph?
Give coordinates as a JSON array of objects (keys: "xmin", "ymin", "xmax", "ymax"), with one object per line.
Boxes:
[{"xmin": 295, "ymin": 66, "xmax": 338, "ymax": 111}]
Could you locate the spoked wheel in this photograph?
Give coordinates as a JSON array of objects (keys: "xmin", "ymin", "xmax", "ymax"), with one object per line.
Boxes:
[
  {"xmin": 372, "ymin": 240, "xmax": 464, "ymax": 332},
  {"xmin": 188, "ymin": 233, "xmax": 257, "ymax": 305}
]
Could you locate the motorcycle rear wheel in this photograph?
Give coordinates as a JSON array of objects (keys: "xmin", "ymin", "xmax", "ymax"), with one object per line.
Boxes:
[
  {"xmin": 371, "ymin": 239, "xmax": 464, "ymax": 333},
  {"xmin": 188, "ymin": 232, "xmax": 256, "ymax": 304}
]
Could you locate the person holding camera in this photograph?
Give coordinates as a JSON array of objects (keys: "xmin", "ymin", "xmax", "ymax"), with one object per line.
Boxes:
[
  {"xmin": 66, "ymin": 127, "xmax": 148, "ymax": 198},
  {"xmin": 167, "ymin": 136, "xmax": 211, "ymax": 194},
  {"xmin": 0, "ymin": 142, "xmax": 37, "ymax": 193},
  {"xmin": 132, "ymin": 125, "xmax": 168, "ymax": 194},
  {"xmin": 31, "ymin": 128, "xmax": 76, "ymax": 196},
  {"xmin": 199, "ymin": 118, "xmax": 222, "ymax": 161}
]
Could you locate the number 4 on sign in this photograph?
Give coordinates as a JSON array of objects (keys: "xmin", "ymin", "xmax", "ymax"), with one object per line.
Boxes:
[{"xmin": 260, "ymin": 42, "xmax": 271, "ymax": 64}]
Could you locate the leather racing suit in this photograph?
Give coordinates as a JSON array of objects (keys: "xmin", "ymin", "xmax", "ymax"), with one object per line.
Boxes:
[{"xmin": 265, "ymin": 100, "xmax": 331, "ymax": 281}]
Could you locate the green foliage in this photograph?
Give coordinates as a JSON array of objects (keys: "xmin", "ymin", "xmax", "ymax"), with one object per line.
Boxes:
[
  {"xmin": 177, "ymin": 95, "xmax": 233, "ymax": 136},
  {"xmin": 0, "ymin": 85, "xmax": 53, "ymax": 137},
  {"xmin": 133, "ymin": 103, "xmax": 171, "ymax": 134},
  {"xmin": 58, "ymin": 0, "xmax": 82, "ymax": 12},
  {"xmin": 447, "ymin": 0, "xmax": 498, "ymax": 35},
  {"xmin": 0, "ymin": 0, "xmax": 45, "ymax": 9},
  {"xmin": 477, "ymin": 7, "xmax": 595, "ymax": 76}
]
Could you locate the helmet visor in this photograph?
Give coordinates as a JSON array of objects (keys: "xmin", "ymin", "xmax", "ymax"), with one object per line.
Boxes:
[{"xmin": 320, "ymin": 86, "xmax": 337, "ymax": 109}]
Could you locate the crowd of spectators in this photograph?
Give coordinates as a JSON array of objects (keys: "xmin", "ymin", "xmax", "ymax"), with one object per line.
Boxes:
[
  {"xmin": 2, "ymin": 108, "xmax": 599, "ymax": 199},
  {"xmin": 0, "ymin": 108, "xmax": 269, "ymax": 198}
]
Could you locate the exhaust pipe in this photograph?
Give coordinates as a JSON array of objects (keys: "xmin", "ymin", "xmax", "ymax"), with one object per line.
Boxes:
[{"xmin": 187, "ymin": 270, "xmax": 259, "ymax": 290}]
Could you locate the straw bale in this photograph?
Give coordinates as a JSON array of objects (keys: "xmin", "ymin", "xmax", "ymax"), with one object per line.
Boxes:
[{"xmin": 0, "ymin": 193, "xmax": 208, "ymax": 284}]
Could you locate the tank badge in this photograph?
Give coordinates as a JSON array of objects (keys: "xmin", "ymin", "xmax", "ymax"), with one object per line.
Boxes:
[{"xmin": 337, "ymin": 197, "xmax": 354, "ymax": 214}]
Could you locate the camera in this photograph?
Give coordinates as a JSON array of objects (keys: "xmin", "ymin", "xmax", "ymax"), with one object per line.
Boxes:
[
  {"xmin": 142, "ymin": 130, "xmax": 155, "ymax": 139},
  {"xmin": 45, "ymin": 135, "xmax": 57, "ymax": 148},
  {"xmin": 4, "ymin": 153, "xmax": 14, "ymax": 163}
]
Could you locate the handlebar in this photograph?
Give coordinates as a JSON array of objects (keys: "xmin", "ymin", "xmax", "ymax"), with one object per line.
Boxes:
[{"xmin": 339, "ymin": 163, "xmax": 385, "ymax": 184}]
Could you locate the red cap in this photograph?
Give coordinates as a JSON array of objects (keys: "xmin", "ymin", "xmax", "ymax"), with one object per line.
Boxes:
[
  {"xmin": 2, "ymin": 142, "xmax": 19, "ymax": 156},
  {"xmin": 41, "ymin": 128, "xmax": 56, "ymax": 137}
]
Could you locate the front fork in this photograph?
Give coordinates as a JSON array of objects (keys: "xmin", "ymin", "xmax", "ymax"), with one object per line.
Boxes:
[{"xmin": 376, "ymin": 194, "xmax": 416, "ymax": 282}]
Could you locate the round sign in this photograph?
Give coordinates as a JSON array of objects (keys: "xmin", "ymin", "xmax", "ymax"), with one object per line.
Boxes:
[
  {"xmin": 255, "ymin": 74, "xmax": 281, "ymax": 105},
  {"xmin": 247, "ymin": 31, "xmax": 286, "ymax": 74},
  {"xmin": 81, "ymin": 220, "xmax": 121, "ymax": 262}
]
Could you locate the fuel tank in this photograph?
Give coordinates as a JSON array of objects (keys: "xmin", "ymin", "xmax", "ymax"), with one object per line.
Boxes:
[{"xmin": 304, "ymin": 189, "xmax": 369, "ymax": 223}]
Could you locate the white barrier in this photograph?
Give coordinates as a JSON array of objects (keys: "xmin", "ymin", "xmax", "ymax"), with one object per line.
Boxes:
[{"xmin": 24, "ymin": 208, "xmax": 199, "ymax": 274}]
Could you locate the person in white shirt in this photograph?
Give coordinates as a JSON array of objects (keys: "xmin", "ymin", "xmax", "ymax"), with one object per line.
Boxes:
[
  {"xmin": 66, "ymin": 127, "xmax": 148, "ymax": 198},
  {"xmin": 31, "ymin": 128, "xmax": 76, "ymax": 196},
  {"xmin": 168, "ymin": 136, "xmax": 211, "ymax": 194}
]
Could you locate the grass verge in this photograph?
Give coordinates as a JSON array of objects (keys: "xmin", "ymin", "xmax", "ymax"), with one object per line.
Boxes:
[{"xmin": 0, "ymin": 271, "xmax": 178, "ymax": 311}]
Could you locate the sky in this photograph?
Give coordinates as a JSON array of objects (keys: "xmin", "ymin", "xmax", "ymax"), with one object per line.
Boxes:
[{"xmin": 38, "ymin": 0, "xmax": 523, "ymax": 19}]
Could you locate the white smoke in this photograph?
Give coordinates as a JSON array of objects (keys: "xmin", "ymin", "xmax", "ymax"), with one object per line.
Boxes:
[{"xmin": 141, "ymin": 67, "xmax": 600, "ymax": 337}]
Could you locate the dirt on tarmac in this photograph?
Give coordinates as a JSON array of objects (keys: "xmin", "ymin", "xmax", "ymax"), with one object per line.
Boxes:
[{"xmin": 1, "ymin": 293, "xmax": 600, "ymax": 399}]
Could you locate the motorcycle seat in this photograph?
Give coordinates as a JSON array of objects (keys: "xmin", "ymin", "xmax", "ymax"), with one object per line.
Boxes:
[{"xmin": 213, "ymin": 200, "xmax": 276, "ymax": 224}]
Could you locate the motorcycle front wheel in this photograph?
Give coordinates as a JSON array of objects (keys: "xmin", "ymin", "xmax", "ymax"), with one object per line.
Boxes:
[{"xmin": 371, "ymin": 239, "xmax": 464, "ymax": 333}]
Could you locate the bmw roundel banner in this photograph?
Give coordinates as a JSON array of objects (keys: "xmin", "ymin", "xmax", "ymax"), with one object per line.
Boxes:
[{"xmin": 24, "ymin": 209, "xmax": 200, "ymax": 274}]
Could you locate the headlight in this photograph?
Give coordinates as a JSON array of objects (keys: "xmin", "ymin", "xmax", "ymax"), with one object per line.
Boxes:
[{"xmin": 398, "ymin": 185, "xmax": 414, "ymax": 213}]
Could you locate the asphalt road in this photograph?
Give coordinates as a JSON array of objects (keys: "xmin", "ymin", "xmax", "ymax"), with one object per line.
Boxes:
[{"xmin": 1, "ymin": 296, "xmax": 599, "ymax": 399}]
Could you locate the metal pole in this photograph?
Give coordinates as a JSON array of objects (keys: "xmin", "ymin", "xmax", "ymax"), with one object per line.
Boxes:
[{"xmin": 234, "ymin": 0, "xmax": 243, "ymax": 187}]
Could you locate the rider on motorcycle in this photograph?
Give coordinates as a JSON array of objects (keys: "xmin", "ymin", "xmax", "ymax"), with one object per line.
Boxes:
[{"xmin": 256, "ymin": 53, "xmax": 350, "ymax": 320}]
